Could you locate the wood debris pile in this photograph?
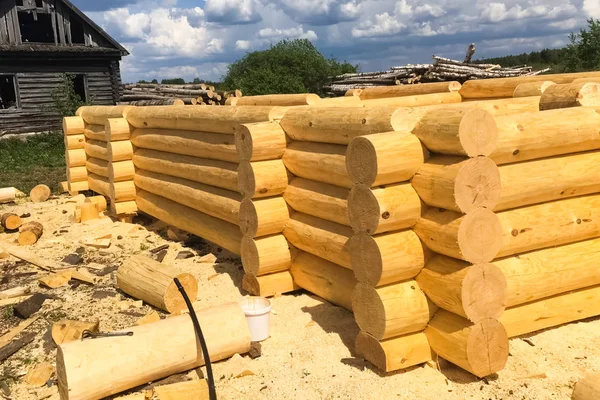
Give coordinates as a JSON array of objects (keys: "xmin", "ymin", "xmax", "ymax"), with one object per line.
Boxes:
[{"xmin": 119, "ymin": 83, "xmax": 242, "ymax": 106}]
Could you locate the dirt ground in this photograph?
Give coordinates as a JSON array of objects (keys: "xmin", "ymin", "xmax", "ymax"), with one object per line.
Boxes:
[{"xmin": 1, "ymin": 195, "xmax": 599, "ymax": 400}]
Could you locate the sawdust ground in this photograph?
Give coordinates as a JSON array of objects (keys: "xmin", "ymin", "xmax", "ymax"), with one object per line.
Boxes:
[{"xmin": 0, "ymin": 195, "xmax": 599, "ymax": 400}]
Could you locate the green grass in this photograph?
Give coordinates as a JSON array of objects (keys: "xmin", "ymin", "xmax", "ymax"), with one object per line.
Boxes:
[{"xmin": 0, "ymin": 132, "xmax": 66, "ymax": 194}]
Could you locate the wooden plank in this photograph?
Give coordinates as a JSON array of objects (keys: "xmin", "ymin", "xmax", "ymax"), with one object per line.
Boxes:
[
  {"xmin": 63, "ymin": 5, "xmax": 71, "ymax": 45},
  {"xmin": 0, "ymin": 5, "xmax": 9, "ymax": 44},
  {"xmin": 0, "ymin": 332, "xmax": 35, "ymax": 362},
  {"xmin": 154, "ymin": 380, "xmax": 210, "ymax": 400},
  {"xmin": 4, "ymin": 0, "xmax": 18, "ymax": 45},
  {"xmin": 0, "ymin": 316, "xmax": 38, "ymax": 348}
]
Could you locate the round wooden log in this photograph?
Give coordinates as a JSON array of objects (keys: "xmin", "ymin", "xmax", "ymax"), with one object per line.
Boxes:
[
  {"xmin": 283, "ymin": 177, "xmax": 350, "ymax": 226},
  {"xmin": 67, "ymin": 166, "xmax": 88, "ymax": 183},
  {"xmin": 496, "ymin": 194, "xmax": 600, "ymax": 258},
  {"xmin": 62, "ymin": 116, "xmax": 84, "ymax": 135},
  {"xmin": 346, "ymin": 131, "xmax": 426, "ymax": 187},
  {"xmin": 314, "ymin": 96, "xmax": 362, "ymax": 107},
  {"xmin": 57, "ymin": 302, "xmax": 250, "ymax": 400},
  {"xmin": 117, "ymin": 255, "xmax": 198, "ymax": 313},
  {"xmin": 411, "ymin": 108, "xmax": 498, "ymax": 157},
  {"xmin": 496, "ymin": 151, "xmax": 600, "ymax": 211},
  {"xmin": 350, "ymin": 230, "xmax": 428, "ymax": 287},
  {"xmin": 85, "ymin": 196, "xmax": 107, "ymax": 213},
  {"xmin": 572, "ymin": 372, "xmax": 600, "ymax": 400},
  {"xmin": 1, "ymin": 213, "xmax": 22, "ymax": 230},
  {"xmin": 84, "ymin": 140, "xmax": 109, "ymax": 161},
  {"xmin": 421, "ymin": 96, "xmax": 541, "ymax": 116},
  {"xmin": 78, "ymin": 202, "xmax": 99, "ymax": 223},
  {"xmin": 491, "ymin": 107, "xmax": 600, "ymax": 165},
  {"xmin": 355, "ymin": 331, "xmax": 432, "ymax": 373},
  {"xmin": 290, "ymin": 250, "xmax": 356, "ymax": 311},
  {"xmin": 68, "ymin": 181, "xmax": 89, "ymax": 193},
  {"xmin": 241, "ymin": 234, "xmax": 292, "ymax": 276},
  {"xmin": 353, "ymin": 281, "xmax": 437, "ymax": 340},
  {"xmin": 242, "ymin": 271, "xmax": 298, "ymax": 297},
  {"xmin": 30, "ymin": 185, "xmax": 51, "ymax": 203},
  {"xmin": 239, "ymin": 197, "xmax": 289, "ymax": 237},
  {"xmin": 414, "ymin": 207, "xmax": 503, "ymax": 264},
  {"xmin": 236, "ymin": 94, "xmax": 321, "ymax": 106},
  {"xmin": 225, "ymin": 97, "xmax": 238, "ymax": 106},
  {"xmin": 347, "ymin": 183, "xmax": 421, "ymax": 234},
  {"xmin": 133, "ymin": 149, "xmax": 238, "ymax": 192},
  {"xmin": 425, "ymin": 311, "xmax": 509, "ymax": 377},
  {"xmin": 0, "ymin": 187, "xmax": 17, "ymax": 204},
  {"xmin": 235, "ymin": 122, "xmax": 286, "ymax": 162},
  {"xmin": 107, "ymin": 140, "xmax": 134, "ymax": 162},
  {"xmin": 105, "ymin": 118, "xmax": 131, "ymax": 141},
  {"xmin": 125, "ymin": 105, "xmax": 287, "ymax": 134},
  {"xmin": 87, "ymin": 173, "xmax": 111, "ymax": 197},
  {"xmin": 283, "ymin": 212, "xmax": 352, "ymax": 269},
  {"xmin": 362, "ymin": 92, "xmax": 463, "ymax": 108},
  {"xmin": 345, "ymin": 89, "xmax": 363, "ymax": 97},
  {"xmin": 109, "ymin": 160, "xmax": 135, "ymax": 183},
  {"xmin": 282, "ymin": 141, "xmax": 352, "ymax": 188},
  {"xmin": 111, "ymin": 201, "xmax": 138, "ymax": 215},
  {"xmin": 539, "ymin": 82, "xmax": 600, "ymax": 110},
  {"xmin": 64, "ymin": 134, "xmax": 85, "ymax": 150},
  {"xmin": 136, "ymin": 190, "xmax": 242, "ymax": 254},
  {"xmin": 85, "ymin": 158, "xmax": 108, "ymax": 178},
  {"xmin": 359, "ymin": 81, "xmax": 461, "ymax": 100},
  {"xmin": 111, "ymin": 181, "xmax": 136, "ymax": 202},
  {"xmin": 513, "ymin": 81, "xmax": 556, "ymax": 97},
  {"xmin": 412, "ymin": 156, "xmax": 501, "ymax": 213},
  {"xmin": 77, "ymin": 105, "xmax": 132, "ymax": 125},
  {"xmin": 82, "ymin": 125, "xmax": 106, "ymax": 142},
  {"xmin": 131, "ymin": 128, "xmax": 238, "ymax": 163},
  {"xmin": 417, "ymin": 256, "xmax": 507, "ymax": 322},
  {"xmin": 237, "ymin": 160, "xmax": 288, "ymax": 199},
  {"xmin": 18, "ymin": 222, "xmax": 44, "ymax": 246}
]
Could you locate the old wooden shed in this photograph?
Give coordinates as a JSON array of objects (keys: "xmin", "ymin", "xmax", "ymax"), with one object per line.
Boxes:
[{"xmin": 0, "ymin": 0, "xmax": 128, "ymax": 136}]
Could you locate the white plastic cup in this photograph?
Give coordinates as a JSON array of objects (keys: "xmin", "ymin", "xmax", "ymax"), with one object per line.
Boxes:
[{"xmin": 239, "ymin": 296, "xmax": 272, "ymax": 342}]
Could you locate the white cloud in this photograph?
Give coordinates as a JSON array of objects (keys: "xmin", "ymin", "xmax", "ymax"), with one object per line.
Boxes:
[
  {"xmin": 236, "ymin": 40, "xmax": 252, "ymax": 50},
  {"xmin": 269, "ymin": 0, "xmax": 363, "ymax": 24},
  {"xmin": 584, "ymin": 0, "xmax": 600, "ymax": 18},
  {"xmin": 204, "ymin": 0, "xmax": 262, "ymax": 24},
  {"xmin": 104, "ymin": 8, "xmax": 150, "ymax": 39},
  {"xmin": 395, "ymin": 0, "xmax": 413, "ymax": 16},
  {"xmin": 258, "ymin": 26, "xmax": 318, "ymax": 40},
  {"xmin": 352, "ymin": 12, "xmax": 406, "ymax": 37}
]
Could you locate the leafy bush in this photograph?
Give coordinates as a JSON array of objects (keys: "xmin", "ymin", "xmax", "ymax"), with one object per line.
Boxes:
[
  {"xmin": 565, "ymin": 19, "xmax": 600, "ymax": 72},
  {"xmin": 48, "ymin": 73, "xmax": 92, "ymax": 118}
]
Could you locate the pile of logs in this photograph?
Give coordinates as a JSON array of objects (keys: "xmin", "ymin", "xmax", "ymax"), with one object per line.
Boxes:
[{"xmin": 119, "ymin": 83, "xmax": 242, "ymax": 106}]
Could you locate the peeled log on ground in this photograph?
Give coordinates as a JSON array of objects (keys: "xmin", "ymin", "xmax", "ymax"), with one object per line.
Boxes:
[
  {"xmin": 495, "ymin": 237, "xmax": 600, "ymax": 307},
  {"xmin": 1, "ymin": 213, "xmax": 22, "ymax": 230},
  {"xmin": 125, "ymin": 105, "xmax": 287, "ymax": 134},
  {"xmin": 84, "ymin": 140, "xmax": 109, "ymax": 161},
  {"xmin": 283, "ymin": 178, "xmax": 350, "ymax": 226},
  {"xmin": 235, "ymin": 93, "xmax": 320, "ymax": 106},
  {"xmin": 414, "ymin": 207, "xmax": 503, "ymax": 264},
  {"xmin": 282, "ymin": 141, "xmax": 352, "ymax": 188},
  {"xmin": 361, "ymin": 92, "xmax": 463, "ymax": 108},
  {"xmin": 411, "ymin": 108, "xmax": 498, "ymax": 157},
  {"xmin": 353, "ymin": 281, "xmax": 437, "ymax": 340},
  {"xmin": 18, "ymin": 222, "xmax": 44, "ymax": 246},
  {"xmin": 347, "ymin": 183, "xmax": 421, "ymax": 235},
  {"xmin": 421, "ymin": 96, "xmax": 541, "ymax": 117},
  {"xmin": 62, "ymin": 116, "xmax": 84, "ymax": 135},
  {"xmin": 496, "ymin": 194, "xmax": 600, "ymax": 258},
  {"xmin": 513, "ymin": 81, "xmax": 556, "ymax": 97},
  {"xmin": 572, "ymin": 372, "xmax": 600, "ymax": 400},
  {"xmin": 131, "ymin": 128, "xmax": 239, "ymax": 163},
  {"xmin": 57, "ymin": 302, "xmax": 251, "ymax": 400},
  {"xmin": 239, "ymin": 197, "xmax": 289, "ymax": 237},
  {"xmin": 290, "ymin": 251, "xmax": 357, "ymax": 311},
  {"xmin": 116, "ymin": 255, "xmax": 198, "ymax": 313},
  {"xmin": 411, "ymin": 156, "xmax": 501, "ymax": 214},
  {"xmin": 133, "ymin": 149, "xmax": 238, "ymax": 192},
  {"xmin": 136, "ymin": 190, "xmax": 243, "ymax": 255},
  {"xmin": 495, "ymin": 150, "xmax": 600, "ymax": 211},
  {"xmin": 425, "ymin": 311, "xmax": 509, "ymax": 377},
  {"xmin": 315, "ymin": 96, "xmax": 362, "ymax": 107},
  {"xmin": 237, "ymin": 160, "xmax": 289, "ymax": 199},
  {"xmin": 242, "ymin": 271, "xmax": 298, "ymax": 297},
  {"xmin": 235, "ymin": 122, "xmax": 286, "ymax": 162},
  {"xmin": 355, "ymin": 331, "xmax": 433, "ymax": 373},
  {"xmin": 346, "ymin": 131, "xmax": 426, "ymax": 187},
  {"xmin": 500, "ymin": 284, "xmax": 600, "ymax": 338},
  {"xmin": 78, "ymin": 105, "xmax": 132, "ymax": 126},
  {"xmin": 241, "ymin": 234, "xmax": 293, "ymax": 276},
  {"xmin": 359, "ymin": 81, "xmax": 461, "ymax": 100},
  {"xmin": 105, "ymin": 118, "xmax": 131, "ymax": 141},
  {"xmin": 107, "ymin": 141, "xmax": 134, "ymax": 162},
  {"xmin": 539, "ymin": 82, "xmax": 600, "ymax": 110},
  {"xmin": 0, "ymin": 188, "xmax": 18, "ymax": 204},
  {"xmin": 350, "ymin": 230, "xmax": 428, "ymax": 287},
  {"xmin": 30, "ymin": 185, "xmax": 51, "ymax": 203},
  {"xmin": 416, "ymin": 255, "xmax": 507, "ymax": 322},
  {"xmin": 491, "ymin": 107, "xmax": 600, "ymax": 165},
  {"xmin": 283, "ymin": 212, "xmax": 352, "ymax": 269}
]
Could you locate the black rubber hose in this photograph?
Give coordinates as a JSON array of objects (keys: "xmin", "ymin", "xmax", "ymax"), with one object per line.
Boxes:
[{"xmin": 174, "ymin": 277, "xmax": 217, "ymax": 400}]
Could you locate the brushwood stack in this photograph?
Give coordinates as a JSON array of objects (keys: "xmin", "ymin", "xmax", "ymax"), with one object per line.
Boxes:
[{"xmin": 120, "ymin": 83, "xmax": 242, "ymax": 106}]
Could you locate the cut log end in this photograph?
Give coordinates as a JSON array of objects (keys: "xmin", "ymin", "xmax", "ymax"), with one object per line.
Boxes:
[
  {"xmin": 458, "ymin": 208, "xmax": 503, "ymax": 263},
  {"xmin": 346, "ymin": 136, "xmax": 378, "ymax": 186},
  {"xmin": 347, "ymin": 184, "xmax": 381, "ymax": 234},
  {"xmin": 1, "ymin": 213, "xmax": 22, "ymax": 230},
  {"xmin": 466, "ymin": 318, "xmax": 509, "ymax": 377},
  {"xmin": 461, "ymin": 263, "xmax": 507, "ymax": 321},
  {"xmin": 454, "ymin": 157, "xmax": 501, "ymax": 213},
  {"xmin": 30, "ymin": 185, "xmax": 51, "ymax": 203},
  {"xmin": 164, "ymin": 273, "xmax": 198, "ymax": 313},
  {"xmin": 350, "ymin": 232, "xmax": 384, "ymax": 285},
  {"xmin": 239, "ymin": 198, "xmax": 259, "ymax": 237},
  {"xmin": 18, "ymin": 222, "xmax": 44, "ymax": 246},
  {"xmin": 458, "ymin": 110, "xmax": 499, "ymax": 157},
  {"xmin": 241, "ymin": 236, "xmax": 260, "ymax": 275},
  {"xmin": 352, "ymin": 283, "xmax": 388, "ymax": 339},
  {"xmin": 235, "ymin": 125, "xmax": 254, "ymax": 162}
]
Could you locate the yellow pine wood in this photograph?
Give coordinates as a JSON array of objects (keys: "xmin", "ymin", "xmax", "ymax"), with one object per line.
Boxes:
[
  {"xmin": 362, "ymin": 92, "xmax": 463, "ymax": 108},
  {"xmin": 314, "ymin": 96, "xmax": 363, "ymax": 107},
  {"xmin": 241, "ymin": 234, "xmax": 292, "ymax": 276},
  {"xmin": 84, "ymin": 140, "xmax": 109, "ymax": 161},
  {"xmin": 282, "ymin": 141, "xmax": 352, "ymax": 188},
  {"xmin": 63, "ymin": 116, "xmax": 84, "ymax": 135},
  {"xmin": 64, "ymin": 134, "xmax": 85, "ymax": 150},
  {"xmin": 111, "ymin": 201, "xmax": 138, "ymax": 215},
  {"xmin": 85, "ymin": 196, "xmax": 107, "ymax": 213},
  {"xmin": 355, "ymin": 331, "xmax": 433, "ymax": 373},
  {"xmin": 111, "ymin": 181, "xmax": 136, "ymax": 202},
  {"xmin": 513, "ymin": 81, "xmax": 556, "ymax": 97},
  {"xmin": 154, "ymin": 379, "xmax": 209, "ymax": 400},
  {"xmin": 235, "ymin": 122, "xmax": 286, "ymax": 162},
  {"xmin": 242, "ymin": 271, "xmax": 298, "ymax": 297},
  {"xmin": 66, "ymin": 149, "xmax": 86, "ymax": 167},
  {"xmin": 29, "ymin": 185, "xmax": 51, "ymax": 203},
  {"xmin": 572, "ymin": 372, "xmax": 600, "ymax": 400},
  {"xmin": 67, "ymin": 166, "xmax": 87, "ymax": 183},
  {"xmin": 18, "ymin": 221, "xmax": 43, "ymax": 245},
  {"xmin": 239, "ymin": 196, "xmax": 289, "ymax": 237},
  {"xmin": 420, "ymin": 96, "xmax": 541, "ymax": 116},
  {"xmin": 539, "ymin": 82, "xmax": 600, "ymax": 110},
  {"xmin": 283, "ymin": 177, "xmax": 350, "ymax": 226},
  {"xmin": 78, "ymin": 105, "xmax": 132, "ymax": 125},
  {"xmin": 0, "ymin": 187, "xmax": 16, "ymax": 204},
  {"xmin": 236, "ymin": 93, "xmax": 321, "ymax": 106},
  {"xmin": 68, "ymin": 181, "xmax": 89, "ymax": 193},
  {"xmin": 82, "ymin": 124, "xmax": 106, "ymax": 141},
  {"xmin": 359, "ymin": 81, "xmax": 461, "ymax": 100},
  {"xmin": 107, "ymin": 140, "xmax": 134, "ymax": 162},
  {"xmin": 109, "ymin": 160, "xmax": 136, "ymax": 182},
  {"xmin": 105, "ymin": 118, "xmax": 131, "ymax": 141},
  {"xmin": 78, "ymin": 203, "xmax": 99, "ymax": 223},
  {"xmin": 85, "ymin": 158, "xmax": 109, "ymax": 178},
  {"xmin": 237, "ymin": 160, "xmax": 289, "ymax": 199},
  {"xmin": 345, "ymin": 89, "xmax": 363, "ymax": 97},
  {"xmin": 1, "ymin": 213, "xmax": 22, "ymax": 230}
]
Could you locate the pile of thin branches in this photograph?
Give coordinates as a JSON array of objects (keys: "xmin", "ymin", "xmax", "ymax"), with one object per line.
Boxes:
[{"xmin": 119, "ymin": 83, "xmax": 241, "ymax": 106}]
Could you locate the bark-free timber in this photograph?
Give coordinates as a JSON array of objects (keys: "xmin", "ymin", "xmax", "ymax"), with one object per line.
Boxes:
[
  {"xmin": 346, "ymin": 132, "xmax": 426, "ymax": 187},
  {"xmin": 362, "ymin": 92, "xmax": 463, "ymax": 108},
  {"xmin": 134, "ymin": 169, "xmax": 241, "ymax": 225},
  {"xmin": 353, "ymin": 281, "xmax": 437, "ymax": 340},
  {"xmin": 117, "ymin": 255, "xmax": 198, "ymax": 313},
  {"xmin": 513, "ymin": 81, "xmax": 556, "ymax": 97},
  {"xmin": 57, "ymin": 302, "xmax": 251, "ymax": 400},
  {"xmin": 359, "ymin": 81, "xmax": 461, "ymax": 100},
  {"xmin": 414, "ymin": 207, "xmax": 503, "ymax": 263},
  {"xmin": 136, "ymin": 190, "xmax": 243, "ymax": 254},
  {"xmin": 63, "ymin": 116, "xmax": 85, "ymax": 135},
  {"xmin": 133, "ymin": 149, "xmax": 238, "ymax": 192},
  {"xmin": 235, "ymin": 122, "xmax": 286, "ymax": 162},
  {"xmin": 85, "ymin": 196, "xmax": 108, "ymax": 213},
  {"xmin": 425, "ymin": 311, "xmax": 509, "ymax": 377},
  {"xmin": 69, "ymin": 181, "xmax": 89, "ymax": 193},
  {"xmin": 87, "ymin": 173, "xmax": 111, "ymax": 197},
  {"xmin": 78, "ymin": 105, "xmax": 132, "ymax": 126},
  {"xmin": 111, "ymin": 181, "xmax": 136, "ymax": 203},
  {"xmin": 1, "ymin": 213, "xmax": 22, "ymax": 230},
  {"xmin": 65, "ymin": 134, "xmax": 85, "ymax": 150},
  {"xmin": 283, "ymin": 212, "xmax": 352, "ymax": 269},
  {"xmin": 355, "ymin": 331, "xmax": 433, "ymax": 372},
  {"xmin": 130, "ymin": 129, "xmax": 239, "ymax": 163},
  {"xmin": 109, "ymin": 161, "xmax": 136, "ymax": 183},
  {"xmin": 66, "ymin": 149, "xmax": 87, "ymax": 167},
  {"xmin": 82, "ymin": 125, "xmax": 106, "ymax": 142},
  {"xmin": 283, "ymin": 178, "xmax": 350, "ymax": 226},
  {"xmin": 350, "ymin": 230, "xmax": 429, "ymax": 287},
  {"xmin": 539, "ymin": 82, "xmax": 600, "ymax": 110},
  {"xmin": 79, "ymin": 203, "xmax": 99, "ymax": 223},
  {"xmin": 422, "ymin": 96, "xmax": 541, "ymax": 116},
  {"xmin": 67, "ymin": 166, "xmax": 88, "ymax": 183},
  {"xmin": 125, "ymin": 106, "xmax": 287, "ymax": 134},
  {"xmin": 111, "ymin": 201, "xmax": 138, "ymax": 216},
  {"xmin": 417, "ymin": 256, "xmax": 507, "ymax": 322},
  {"xmin": 572, "ymin": 372, "xmax": 600, "ymax": 400},
  {"xmin": 315, "ymin": 96, "xmax": 363, "ymax": 107},
  {"xmin": 237, "ymin": 160, "xmax": 289, "ymax": 198},
  {"xmin": 290, "ymin": 251, "xmax": 357, "ymax": 311},
  {"xmin": 347, "ymin": 183, "xmax": 421, "ymax": 234},
  {"xmin": 107, "ymin": 141, "xmax": 134, "ymax": 162},
  {"xmin": 241, "ymin": 234, "xmax": 293, "ymax": 276},
  {"xmin": 0, "ymin": 188, "xmax": 18, "ymax": 204},
  {"xmin": 282, "ymin": 141, "xmax": 352, "ymax": 188},
  {"xmin": 18, "ymin": 222, "xmax": 44, "ymax": 246},
  {"xmin": 105, "ymin": 118, "xmax": 131, "ymax": 141},
  {"xmin": 30, "ymin": 185, "xmax": 51, "ymax": 203},
  {"xmin": 84, "ymin": 140, "xmax": 109, "ymax": 161},
  {"xmin": 412, "ymin": 156, "xmax": 501, "ymax": 213},
  {"xmin": 239, "ymin": 197, "xmax": 289, "ymax": 237},
  {"xmin": 236, "ymin": 93, "xmax": 321, "ymax": 106},
  {"xmin": 242, "ymin": 271, "xmax": 298, "ymax": 297}
]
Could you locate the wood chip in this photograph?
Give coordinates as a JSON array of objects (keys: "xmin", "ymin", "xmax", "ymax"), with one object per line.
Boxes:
[
  {"xmin": 197, "ymin": 253, "xmax": 217, "ymax": 264},
  {"xmin": 24, "ymin": 362, "xmax": 55, "ymax": 386},
  {"xmin": 154, "ymin": 379, "xmax": 209, "ymax": 400},
  {"xmin": 0, "ymin": 286, "xmax": 31, "ymax": 300},
  {"xmin": 70, "ymin": 269, "xmax": 97, "ymax": 285},
  {"xmin": 222, "ymin": 353, "xmax": 255, "ymax": 379},
  {"xmin": 39, "ymin": 271, "xmax": 72, "ymax": 289},
  {"xmin": 0, "ymin": 295, "xmax": 32, "ymax": 307},
  {"xmin": 135, "ymin": 311, "xmax": 161, "ymax": 326},
  {"xmin": 115, "ymin": 393, "xmax": 151, "ymax": 400},
  {"xmin": 0, "ymin": 316, "xmax": 40, "ymax": 348},
  {"xmin": 83, "ymin": 235, "xmax": 112, "ymax": 249},
  {"xmin": 0, "ymin": 242, "xmax": 54, "ymax": 272},
  {"xmin": 52, "ymin": 320, "xmax": 100, "ymax": 345}
]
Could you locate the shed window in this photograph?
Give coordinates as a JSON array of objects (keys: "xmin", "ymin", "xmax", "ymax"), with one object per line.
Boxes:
[
  {"xmin": 70, "ymin": 16, "xmax": 85, "ymax": 44},
  {"xmin": 18, "ymin": 11, "xmax": 55, "ymax": 43},
  {"xmin": 0, "ymin": 75, "xmax": 18, "ymax": 109},
  {"xmin": 73, "ymin": 75, "xmax": 87, "ymax": 102}
]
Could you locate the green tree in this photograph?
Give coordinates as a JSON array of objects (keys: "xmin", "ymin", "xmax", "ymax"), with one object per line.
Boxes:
[
  {"xmin": 151, "ymin": 79, "xmax": 158, "ymax": 84},
  {"xmin": 161, "ymin": 78, "xmax": 186, "ymax": 84},
  {"xmin": 223, "ymin": 39, "xmax": 357, "ymax": 96},
  {"xmin": 565, "ymin": 19, "xmax": 600, "ymax": 72},
  {"xmin": 48, "ymin": 74, "xmax": 92, "ymax": 118}
]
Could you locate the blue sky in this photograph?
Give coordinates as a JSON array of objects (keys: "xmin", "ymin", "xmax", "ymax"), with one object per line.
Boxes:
[{"xmin": 74, "ymin": 0, "xmax": 600, "ymax": 83}]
